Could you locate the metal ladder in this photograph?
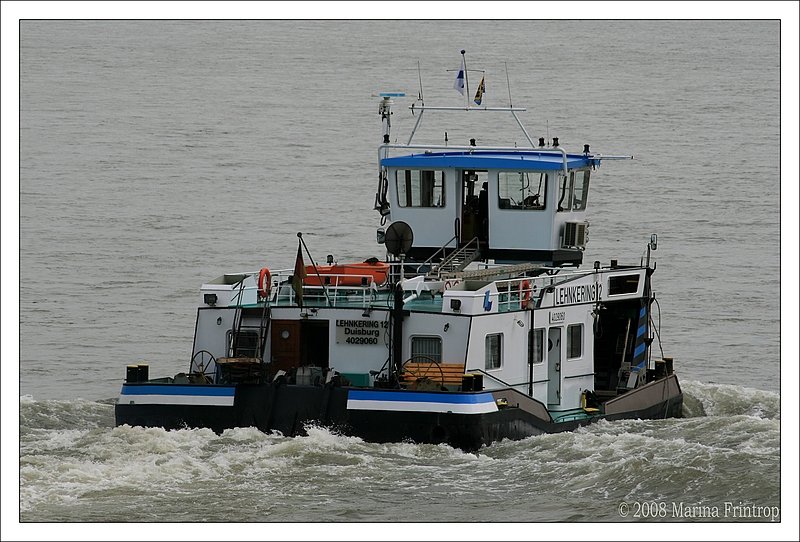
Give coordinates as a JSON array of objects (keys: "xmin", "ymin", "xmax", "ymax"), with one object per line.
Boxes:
[
  {"xmin": 229, "ymin": 279, "xmax": 271, "ymax": 361},
  {"xmin": 428, "ymin": 236, "xmax": 481, "ymax": 277}
]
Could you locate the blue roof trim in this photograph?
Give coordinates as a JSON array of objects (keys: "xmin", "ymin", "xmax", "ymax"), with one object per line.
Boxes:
[{"xmin": 381, "ymin": 151, "xmax": 600, "ymax": 171}]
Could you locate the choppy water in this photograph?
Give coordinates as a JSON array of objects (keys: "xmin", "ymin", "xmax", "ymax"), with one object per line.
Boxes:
[
  {"xmin": 14, "ymin": 19, "xmax": 785, "ymax": 527},
  {"xmin": 19, "ymin": 381, "xmax": 781, "ymax": 523}
]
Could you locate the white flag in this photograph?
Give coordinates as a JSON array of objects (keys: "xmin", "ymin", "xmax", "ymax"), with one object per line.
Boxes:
[{"xmin": 454, "ymin": 58, "xmax": 465, "ymax": 95}]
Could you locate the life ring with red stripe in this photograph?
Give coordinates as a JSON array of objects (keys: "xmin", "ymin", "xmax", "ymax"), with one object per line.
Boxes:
[
  {"xmin": 521, "ymin": 279, "xmax": 532, "ymax": 308},
  {"xmin": 258, "ymin": 267, "xmax": 272, "ymax": 299}
]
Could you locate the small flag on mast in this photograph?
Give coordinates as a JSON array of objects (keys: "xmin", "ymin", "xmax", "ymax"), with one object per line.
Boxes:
[
  {"xmin": 292, "ymin": 242, "xmax": 306, "ymax": 307},
  {"xmin": 473, "ymin": 76, "xmax": 485, "ymax": 105},
  {"xmin": 454, "ymin": 57, "xmax": 466, "ymax": 95}
]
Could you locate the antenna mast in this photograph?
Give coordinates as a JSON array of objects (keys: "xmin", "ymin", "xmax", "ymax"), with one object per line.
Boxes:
[
  {"xmin": 417, "ymin": 60, "xmax": 425, "ymax": 104},
  {"xmin": 505, "ymin": 61, "xmax": 513, "ymax": 108},
  {"xmin": 461, "ymin": 49, "xmax": 470, "ymax": 108}
]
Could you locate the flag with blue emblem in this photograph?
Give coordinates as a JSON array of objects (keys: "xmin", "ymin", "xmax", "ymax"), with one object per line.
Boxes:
[
  {"xmin": 454, "ymin": 57, "xmax": 465, "ymax": 95},
  {"xmin": 473, "ymin": 76, "xmax": 485, "ymax": 105}
]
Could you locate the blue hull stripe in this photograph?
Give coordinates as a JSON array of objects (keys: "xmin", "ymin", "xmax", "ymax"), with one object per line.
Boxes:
[
  {"xmin": 348, "ymin": 389, "xmax": 495, "ymax": 404},
  {"xmin": 347, "ymin": 390, "xmax": 498, "ymax": 414},
  {"xmin": 120, "ymin": 385, "xmax": 236, "ymax": 397}
]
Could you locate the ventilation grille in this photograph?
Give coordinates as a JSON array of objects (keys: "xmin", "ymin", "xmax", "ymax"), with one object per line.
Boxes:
[{"xmin": 562, "ymin": 221, "xmax": 589, "ymax": 249}]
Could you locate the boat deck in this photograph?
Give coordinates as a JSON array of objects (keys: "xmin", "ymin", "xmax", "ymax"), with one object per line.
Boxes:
[
  {"xmin": 237, "ymin": 286, "xmax": 534, "ymax": 314},
  {"xmin": 237, "ymin": 291, "xmax": 445, "ymax": 313},
  {"xmin": 214, "ymin": 263, "xmax": 621, "ymax": 314}
]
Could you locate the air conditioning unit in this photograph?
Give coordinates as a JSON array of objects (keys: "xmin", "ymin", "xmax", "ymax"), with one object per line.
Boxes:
[{"xmin": 562, "ymin": 221, "xmax": 589, "ymax": 249}]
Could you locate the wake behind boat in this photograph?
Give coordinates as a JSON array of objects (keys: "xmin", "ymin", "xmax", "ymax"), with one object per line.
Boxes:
[{"xmin": 115, "ymin": 53, "xmax": 682, "ymax": 451}]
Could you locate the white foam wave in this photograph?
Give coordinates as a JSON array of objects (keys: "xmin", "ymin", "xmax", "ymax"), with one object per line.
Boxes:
[
  {"xmin": 19, "ymin": 395, "xmax": 115, "ymax": 430},
  {"xmin": 680, "ymin": 380, "xmax": 780, "ymax": 419}
]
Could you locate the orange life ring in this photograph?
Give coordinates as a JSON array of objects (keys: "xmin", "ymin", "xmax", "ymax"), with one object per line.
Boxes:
[
  {"xmin": 257, "ymin": 267, "xmax": 272, "ymax": 299},
  {"xmin": 520, "ymin": 280, "xmax": 532, "ymax": 308}
]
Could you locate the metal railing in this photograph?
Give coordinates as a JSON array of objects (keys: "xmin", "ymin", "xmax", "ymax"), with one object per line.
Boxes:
[
  {"xmin": 464, "ymin": 368, "xmax": 532, "ymax": 393},
  {"xmin": 432, "ymin": 236, "xmax": 480, "ymax": 276},
  {"xmin": 221, "ymin": 261, "xmax": 616, "ymax": 313},
  {"xmin": 269, "ymin": 268, "xmax": 379, "ymax": 308},
  {"xmin": 452, "ymin": 268, "xmax": 604, "ymax": 313},
  {"xmin": 420, "ymin": 234, "xmax": 459, "ymax": 270}
]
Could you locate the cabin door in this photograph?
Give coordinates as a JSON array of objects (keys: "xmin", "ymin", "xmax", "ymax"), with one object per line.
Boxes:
[
  {"xmin": 548, "ymin": 327, "xmax": 562, "ymax": 405},
  {"xmin": 271, "ymin": 320, "xmax": 301, "ymax": 374},
  {"xmin": 301, "ymin": 320, "xmax": 330, "ymax": 369},
  {"xmin": 270, "ymin": 319, "xmax": 330, "ymax": 376},
  {"xmin": 459, "ymin": 170, "xmax": 489, "ymax": 246}
]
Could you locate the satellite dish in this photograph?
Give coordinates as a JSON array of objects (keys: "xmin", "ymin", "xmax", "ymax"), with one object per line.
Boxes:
[{"xmin": 384, "ymin": 221, "xmax": 414, "ymax": 256}]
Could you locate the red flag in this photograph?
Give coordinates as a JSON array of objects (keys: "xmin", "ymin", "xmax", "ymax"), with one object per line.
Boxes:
[{"xmin": 292, "ymin": 242, "xmax": 306, "ymax": 307}]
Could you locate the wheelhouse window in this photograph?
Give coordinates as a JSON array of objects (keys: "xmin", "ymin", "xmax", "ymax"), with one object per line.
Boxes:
[
  {"xmin": 498, "ymin": 171, "xmax": 547, "ymax": 210},
  {"xmin": 411, "ymin": 336, "xmax": 442, "ymax": 363},
  {"xmin": 557, "ymin": 173, "xmax": 573, "ymax": 212},
  {"xmin": 608, "ymin": 274, "xmax": 640, "ymax": 295},
  {"xmin": 396, "ymin": 169, "xmax": 445, "ymax": 208},
  {"xmin": 529, "ymin": 328, "xmax": 544, "ymax": 364},
  {"xmin": 571, "ymin": 170, "xmax": 590, "ymax": 211},
  {"xmin": 567, "ymin": 324, "xmax": 583, "ymax": 359},
  {"xmin": 485, "ymin": 333, "xmax": 503, "ymax": 370}
]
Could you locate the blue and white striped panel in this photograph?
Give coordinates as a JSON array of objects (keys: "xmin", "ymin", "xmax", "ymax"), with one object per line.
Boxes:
[
  {"xmin": 119, "ymin": 384, "xmax": 236, "ymax": 407},
  {"xmin": 346, "ymin": 389, "xmax": 498, "ymax": 414},
  {"xmin": 631, "ymin": 303, "xmax": 649, "ymax": 370}
]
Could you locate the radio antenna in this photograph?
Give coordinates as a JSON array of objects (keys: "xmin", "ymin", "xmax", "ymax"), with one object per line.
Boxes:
[
  {"xmin": 505, "ymin": 61, "xmax": 513, "ymax": 108},
  {"xmin": 461, "ymin": 49, "xmax": 470, "ymax": 108},
  {"xmin": 417, "ymin": 60, "xmax": 425, "ymax": 104}
]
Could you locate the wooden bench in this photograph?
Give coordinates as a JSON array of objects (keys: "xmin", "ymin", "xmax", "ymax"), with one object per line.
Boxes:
[{"xmin": 401, "ymin": 361, "xmax": 466, "ymax": 388}]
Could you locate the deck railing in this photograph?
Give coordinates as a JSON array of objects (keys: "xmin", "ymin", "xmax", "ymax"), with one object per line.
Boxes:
[
  {"xmin": 225, "ymin": 262, "xmax": 609, "ymax": 313},
  {"xmin": 269, "ymin": 268, "xmax": 378, "ymax": 308},
  {"xmin": 478, "ymin": 267, "xmax": 604, "ymax": 312}
]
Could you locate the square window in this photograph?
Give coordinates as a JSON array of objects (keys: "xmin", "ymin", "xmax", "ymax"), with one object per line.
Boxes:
[
  {"xmin": 396, "ymin": 170, "xmax": 446, "ymax": 208},
  {"xmin": 567, "ymin": 324, "xmax": 582, "ymax": 359},
  {"xmin": 485, "ymin": 333, "xmax": 503, "ymax": 370},
  {"xmin": 411, "ymin": 336, "xmax": 442, "ymax": 363},
  {"xmin": 529, "ymin": 328, "xmax": 544, "ymax": 364},
  {"xmin": 498, "ymin": 171, "xmax": 547, "ymax": 210},
  {"xmin": 571, "ymin": 170, "xmax": 590, "ymax": 211},
  {"xmin": 228, "ymin": 330, "xmax": 260, "ymax": 358}
]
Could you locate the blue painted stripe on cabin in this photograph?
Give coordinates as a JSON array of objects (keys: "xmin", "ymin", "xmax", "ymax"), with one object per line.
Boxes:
[
  {"xmin": 348, "ymin": 389, "xmax": 495, "ymax": 404},
  {"xmin": 631, "ymin": 302, "xmax": 649, "ymax": 362},
  {"xmin": 120, "ymin": 385, "xmax": 236, "ymax": 397},
  {"xmin": 381, "ymin": 151, "xmax": 599, "ymax": 171}
]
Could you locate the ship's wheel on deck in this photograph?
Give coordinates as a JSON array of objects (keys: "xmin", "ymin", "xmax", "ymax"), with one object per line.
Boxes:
[{"xmin": 190, "ymin": 350, "xmax": 217, "ymax": 384}]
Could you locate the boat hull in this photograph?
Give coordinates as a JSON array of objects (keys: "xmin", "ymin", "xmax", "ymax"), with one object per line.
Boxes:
[{"xmin": 115, "ymin": 375, "xmax": 683, "ymax": 451}]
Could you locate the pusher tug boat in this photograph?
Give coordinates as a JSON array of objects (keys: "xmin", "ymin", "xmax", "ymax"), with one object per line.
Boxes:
[{"xmin": 115, "ymin": 56, "xmax": 682, "ymax": 451}]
